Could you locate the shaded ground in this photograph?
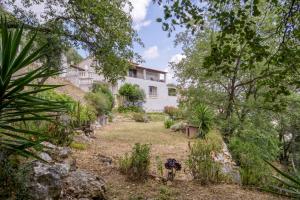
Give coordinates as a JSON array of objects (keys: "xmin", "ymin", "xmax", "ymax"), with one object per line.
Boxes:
[{"xmin": 74, "ymin": 121, "xmax": 285, "ymax": 200}]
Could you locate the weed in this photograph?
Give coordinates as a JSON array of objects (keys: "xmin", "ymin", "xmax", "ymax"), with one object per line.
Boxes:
[{"xmin": 119, "ymin": 143, "xmax": 151, "ymax": 181}]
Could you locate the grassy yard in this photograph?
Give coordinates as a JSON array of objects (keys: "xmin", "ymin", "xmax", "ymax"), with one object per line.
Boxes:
[{"xmin": 74, "ymin": 120, "xmax": 284, "ymax": 200}]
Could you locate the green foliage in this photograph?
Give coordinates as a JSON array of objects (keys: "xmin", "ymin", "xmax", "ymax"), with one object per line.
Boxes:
[
  {"xmin": 0, "ymin": 20, "xmax": 66, "ymax": 157},
  {"xmin": 132, "ymin": 113, "xmax": 149, "ymax": 123},
  {"xmin": 229, "ymin": 125, "xmax": 279, "ymax": 186},
  {"xmin": 155, "ymin": 156, "xmax": 164, "ymax": 177},
  {"xmin": 164, "ymin": 118, "xmax": 175, "ymax": 129},
  {"xmin": 147, "ymin": 113, "xmax": 166, "ymax": 122},
  {"xmin": 35, "ymin": 90, "xmax": 96, "ymax": 145},
  {"xmin": 85, "ymin": 83, "xmax": 114, "ymax": 117},
  {"xmin": 164, "ymin": 106, "xmax": 179, "ymax": 120},
  {"xmin": 118, "ymin": 143, "xmax": 151, "ymax": 181},
  {"xmin": 118, "ymin": 105, "xmax": 143, "ymax": 113},
  {"xmin": 4, "ymin": 0, "xmax": 140, "ymax": 83},
  {"xmin": 266, "ymin": 161, "xmax": 300, "ymax": 199},
  {"xmin": 0, "ymin": 157, "xmax": 30, "ymax": 199},
  {"xmin": 85, "ymin": 92, "xmax": 112, "ymax": 116},
  {"xmin": 186, "ymin": 131, "xmax": 224, "ymax": 184},
  {"xmin": 188, "ymin": 104, "xmax": 214, "ymax": 138},
  {"xmin": 70, "ymin": 142, "xmax": 87, "ymax": 150},
  {"xmin": 119, "ymin": 83, "xmax": 145, "ymax": 105}
]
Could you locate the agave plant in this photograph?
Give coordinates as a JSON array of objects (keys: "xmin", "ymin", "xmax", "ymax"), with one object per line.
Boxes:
[
  {"xmin": 0, "ymin": 19, "xmax": 65, "ymax": 159},
  {"xmin": 266, "ymin": 160, "xmax": 300, "ymax": 198}
]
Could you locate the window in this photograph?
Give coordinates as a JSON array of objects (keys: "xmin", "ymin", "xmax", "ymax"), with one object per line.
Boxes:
[
  {"xmin": 149, "ymin": 86, "xmax": 157, "ymax": 97},
  {"xmin": 128, "ymin": 69, "xmax": 137, "ymax": 78},
  {"xmin": 168, "ymin": 88, "xmax": 176, "ymax": 96}
]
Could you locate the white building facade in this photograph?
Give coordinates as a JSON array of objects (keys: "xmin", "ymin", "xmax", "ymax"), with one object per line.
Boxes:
[{"xmin": 62, "ymin": 58, "xmax": 178, "ymax": 112}]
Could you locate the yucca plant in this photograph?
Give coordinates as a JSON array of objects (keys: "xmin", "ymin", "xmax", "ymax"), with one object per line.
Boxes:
[
  {"xmin": 266, "ymin": 160, "xmax": 300, "ymax": 198},
  {"xmin": 189, "ymin": 104, "xmax": 214, "ymax": 138},
  {"xmin": 0, "ymin": 18, "xmax": 65, "ymax": 159}
]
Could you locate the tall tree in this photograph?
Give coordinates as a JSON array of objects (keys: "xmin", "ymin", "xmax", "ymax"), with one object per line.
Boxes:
[{"xmin": 1, "ymin": 0, "xmax": 141, "ymax": 83}]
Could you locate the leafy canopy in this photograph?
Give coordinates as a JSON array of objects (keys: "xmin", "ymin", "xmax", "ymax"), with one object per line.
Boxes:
[{"xmin": 3, "ymin": 0, "xmax": 141, "ymax": 82}]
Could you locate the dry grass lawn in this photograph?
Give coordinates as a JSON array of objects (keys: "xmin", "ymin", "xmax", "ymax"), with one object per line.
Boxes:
[{"xmin": 74, "ymin": 120, "xmax": 286, "ymax": 200}]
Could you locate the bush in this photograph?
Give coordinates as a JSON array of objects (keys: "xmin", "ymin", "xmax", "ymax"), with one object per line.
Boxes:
[
  {"xmin": 119, "ymin": 83, "xmax": 145, "ymax": 106},
  {"xmin": 229, "ymin": 130, "xmax": 278, "ymax": 186},
  {"xmin": 164, "ymin": 118, "xmax": 175, "ymax": 129},
  {"xmin": 164, "ymin": 106, "xmax": 180, "ymax": 119},
  {"xmin": 118, "ymin": 143, "xmax": 151, "ymax": 180},
  {"xmin": 188, "ymin": 104, "xmax": 214, "ymax": 138},
  {"xmin": 85, "ymin": 92, "xmax": 113, "ymax": 116},
  {"xmin": 132, "ymin": 113, "xmax": 149, "ymax": 123},
  {"xmin": 0, "ymin": 158, "xmax": 30, "ymax": 199},
  {"xmin": 186, "ymin": 131, "xmax": 225, "ymax": 184},
  {"xmin": 118, "ymin": 105, "xmax": 144, "ymax": 113}
]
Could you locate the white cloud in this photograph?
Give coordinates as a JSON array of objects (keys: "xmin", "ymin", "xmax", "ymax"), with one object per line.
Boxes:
[
  {"xmin": 143, "ymin": 46, "xmax": 159, "ymax": 60},
  {"xmin": 170, "ymin": 54, "xmax": 186, "ymax": 64},
  {"xmin": 164, "ymin": 54, "xmax": 186, "ymax": 83},
  {"xmin": 129, "ymin": 0, "xmax": 152, "ymax": 30},
  {"xmin": 134, "ymin": 20, "xmax": 151, "ymax": 31}
]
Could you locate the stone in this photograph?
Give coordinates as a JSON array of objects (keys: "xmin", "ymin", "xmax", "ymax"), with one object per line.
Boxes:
[
  {"xmin": 39, "ymin": 152, "xmax": 53, "ymax": 162},
  {"xmin": 212, "ymin": 142, "xmax": 241, "ymax": 184},
  {"xmin": 62, "ymin": 170, "xmax": 107, "ymax": 200},
  {"xmin": 27, "ymin": 161, "xmax": 64, "ymax": 200}
]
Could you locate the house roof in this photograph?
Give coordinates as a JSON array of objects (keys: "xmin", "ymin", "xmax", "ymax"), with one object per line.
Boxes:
[
  {"xmin": 72, "ymin": 58, "xmax": 167, "ymax": 74},
  {"xmin": 131, "ymin": 62, "xmax": 167, "ymax": 74},
  {"xmin": 70, "ymin": 64, "xmax": 85, "ymax": 71}
]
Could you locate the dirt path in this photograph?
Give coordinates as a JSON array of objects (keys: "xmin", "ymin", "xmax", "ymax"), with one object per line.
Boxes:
[{"xmin": 74, "ymin": 121, "xmax": 284, "ymax": 200}]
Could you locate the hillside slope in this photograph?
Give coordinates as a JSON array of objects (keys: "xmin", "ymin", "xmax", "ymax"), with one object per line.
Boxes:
[{"xmin": 46, "ymin": 77, "xmax": 87, "ymax": 103}]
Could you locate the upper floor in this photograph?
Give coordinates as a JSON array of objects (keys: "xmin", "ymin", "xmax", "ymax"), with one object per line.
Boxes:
[{"xmin": 128, "ymin": 63, "xmax": 167, "ymax": 83}]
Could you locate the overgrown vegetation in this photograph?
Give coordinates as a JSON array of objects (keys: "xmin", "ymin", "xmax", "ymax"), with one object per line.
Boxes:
[
  {"xmin": 119, "ymin": 143, "xmax": 151, "ymax": 181},
  {"xmin": 85, "ymin": 83, "xmax": 114, "ymax": 117},
  {"xmin": 118, "ymin": 83, "xmax": 145, "ymax": 111},
  {"xmin": 164, "ymin": 118, "xmax": 175, "ymax": 129},
  {"xmin": 186, "ymin": 131, "xmax": 225, "ymax": 184}
]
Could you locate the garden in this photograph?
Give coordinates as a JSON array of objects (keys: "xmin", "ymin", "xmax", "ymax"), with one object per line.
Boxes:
[{"xmin": 1, "ymin": 0, "xmax": 300, "ymax": 199}]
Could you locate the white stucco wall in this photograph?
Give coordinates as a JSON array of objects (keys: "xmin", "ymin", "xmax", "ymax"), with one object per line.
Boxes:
[{"xmin": 117, "ymin": 77, "xmax": 178, "ymax": 112}]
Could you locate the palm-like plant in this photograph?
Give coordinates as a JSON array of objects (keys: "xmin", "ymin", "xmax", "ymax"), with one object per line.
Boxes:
[
  {"xmin": 189, "ymin": 104, "xmax": 214, "ymax": 138},
  {"xmin": 266, "ymin": 160, "xmax": 300, "ymax": 198},
  {"xmin": 0, "ymin": 19, "xmax": 65, "ymax": 158}
]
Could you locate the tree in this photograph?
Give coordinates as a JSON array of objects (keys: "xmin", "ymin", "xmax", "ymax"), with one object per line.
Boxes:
[
  {"xmin": 2, "ymin": 0, "xmax": 141, "ymax": 82},
  {"xmin": 155, "ymin": 0, "xmax": 300, "ymax": 95},
  {"xmin": 119, "ymin": 83, "xmax": 145, "ymax": 106}
]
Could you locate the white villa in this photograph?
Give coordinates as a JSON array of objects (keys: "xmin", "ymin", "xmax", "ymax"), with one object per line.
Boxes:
[{"xmin": 61, "ymin": 57, "xmax": 178, "ymax": 112}]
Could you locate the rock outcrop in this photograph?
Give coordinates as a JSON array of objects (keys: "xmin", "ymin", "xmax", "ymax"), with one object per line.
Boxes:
[{"xmin": 27, "ymin": 142, "xmax": 106, "ymax": 200}]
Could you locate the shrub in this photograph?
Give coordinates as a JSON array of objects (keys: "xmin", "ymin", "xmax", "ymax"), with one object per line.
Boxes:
[
  {"xmin": 164, "ymin": 106, "xmax": 179, "ymax": 119},
  {"xmin": 0, "ymin": 158, "xmax": 30, "ymax": 199},
  {"xmin": 164, "ymin": 118, "xmax": 175, "ymax": 129},
  {"xmin": 85, "ymin": 92, "xmax": 113, "ymax": 116},
  {"xmin": 229, "ymin": 134, "xmax": 277, "ymax": 186},
  {"xmin": 119, "ymin": 83, "xmax": 145, "ymax": 106},
  {"xmin": 132, "ymin": 113, "xmax": 149, "ymax": 123},
  {"xmin": 188, "ymin": 104, "xmax": 214, "ymax": 138},
  {"xmin": 92, "ymin": 83, "xmax": 114, "ymax": 106},
  {"xmin": 186, "ymin": 131, "xmax": 225, "ymax": 184},
  {"xmin": 118, "ymin": 143, "xmax": 151, "ymax": 180}
]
